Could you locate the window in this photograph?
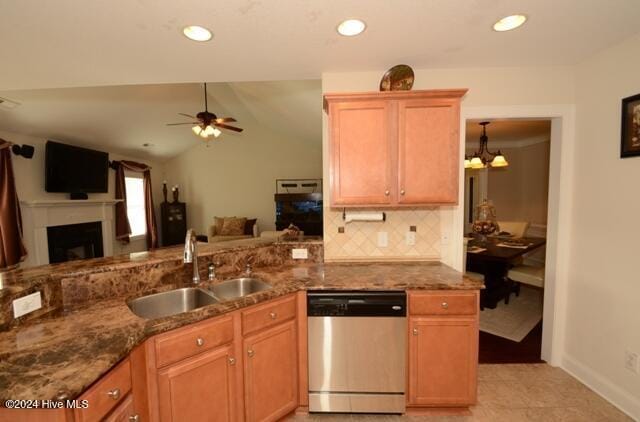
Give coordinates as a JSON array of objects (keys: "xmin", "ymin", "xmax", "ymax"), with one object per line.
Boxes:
[{"xmin": 125, "ymin": 174, "xmax": 147, "ymax": 238}]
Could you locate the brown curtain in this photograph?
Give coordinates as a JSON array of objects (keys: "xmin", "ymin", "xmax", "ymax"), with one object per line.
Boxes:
[
  {"xmin": 114, "ymin": 160, "xmax": 159, "ymax": 249},
  {"xmin": 114, "ymin": 164, "xmax": 131, "ymax": 243},
  {"xmin": 0, "ymin": 140, "xmax": 27, "ymax": 269}
]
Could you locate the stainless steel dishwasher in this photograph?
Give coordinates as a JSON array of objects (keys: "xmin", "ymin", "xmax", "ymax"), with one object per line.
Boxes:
[{"xmin": 307, "ymin": 291, "xmax": 406, "ymax": 414}]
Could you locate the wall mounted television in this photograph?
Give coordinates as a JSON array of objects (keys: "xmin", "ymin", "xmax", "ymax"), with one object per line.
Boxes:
[{"xmin": 45, "ymin": 141, "xmax": 109, "ymax": 199}]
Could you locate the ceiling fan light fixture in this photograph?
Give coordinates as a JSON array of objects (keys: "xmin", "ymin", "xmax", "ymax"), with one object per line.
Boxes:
[
  {"xmin": 192, "ymin": 125, "xmax": 203, "ymax": 135},
  {"xmin": 493, "ymin": 14, "xmax": 527, "ymax": 32},
  {"xmin": 183, "ymin": 25, "xmax": 213, "ymax": 42},
  {"xmin": 337, "ymin": 19, "xmax": 366, "ymax": 36},
  {"xmin": 212, "ymin": 127, "xmax": 222, "ymax": 138}
]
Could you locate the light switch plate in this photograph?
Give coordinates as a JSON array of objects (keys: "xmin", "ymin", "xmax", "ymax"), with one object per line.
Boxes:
[
  {"xmin": 292, "ymin": 248, "xmax": 308, "ymax": 259},
  {"xmin": 406, "ymin": 231, "xmax": 416, "ymax": 246},
  {"xmin": 13, "ymin": 292, "xmax": 42, "ymax": 318},
  {"xmin": 377, "ymin": 232, "xmax": 388, "ymax": 248}
]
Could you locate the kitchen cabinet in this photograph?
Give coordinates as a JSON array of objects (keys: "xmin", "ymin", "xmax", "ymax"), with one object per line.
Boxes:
[
  {"xmin": 407, "ymin": 291, "xmax": 478, "ymax": 408},
  {"xmin": 157, "ymin": 344, "xmax": 238, "ymax": 422},
  {"xmin": 103, "ymin": 394, "xmax": 135, "ymax": 422},
  {"xmin": 324, "ymin": 90, "xmax": 467, "ymax": 207},
  {"xmin": 243, "ymin": 320, "xmax": 298, "ymax": 422}
]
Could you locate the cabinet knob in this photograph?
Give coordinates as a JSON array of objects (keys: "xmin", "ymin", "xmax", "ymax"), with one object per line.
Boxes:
[
  {"xmin": 400, "ymin": 189, "xmax": 405, "ymax": 195},
  {"xmin": 129, "ymin": 415, "xmax": 140, "ymax": 422},
  {"xmin": 441, "ymin": 302, "xmax": 449, "ymax": 309},
  {"xmin": 412, "ymin": 328, "xmax": 418, "ymax": 336},
  {"xmin": 196, "ymin": 337, "xmax": 205, "ymax": 347},
  {"xmin": 384, "ymin": 190, "xmax": 390, "ymax": 196},
  {"xmin": 228, "ymin": 357, "xmax": 236, "ymax": 365},
  {"xmin": 107, "ymin": 388, "xmax": 121, "ymax": 400},
  {"xmin": 247, "ymin": 349, "xmax": 255, "ymax": 357},
  {"xmin": 269, "ymin": 311, "xmax": 277, "ymax": 320}
]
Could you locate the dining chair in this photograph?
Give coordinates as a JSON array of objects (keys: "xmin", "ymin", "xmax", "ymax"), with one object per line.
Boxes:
[
  {"xmin": 463, "ymin": 238, "xmax": 485, "ymax": 308},
  {"xmin": 508, "ymin": 264, "xmax": 545, "ymax": 298},
  {"xmin": 497, "ymin": 221, "xmax": 530, "ymax": 238}
]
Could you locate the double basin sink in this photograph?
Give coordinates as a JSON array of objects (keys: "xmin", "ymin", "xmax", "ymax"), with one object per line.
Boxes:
[{"xmin": 127, "ymin": 277, "xmax": 272, "ymax": 319}]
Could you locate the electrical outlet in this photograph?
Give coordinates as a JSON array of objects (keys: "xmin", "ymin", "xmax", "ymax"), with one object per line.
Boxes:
[
  {"xmin": 377, "ymin": 231, "xmax": 388, "ymax": 248},
  {"xmin": 625, "ymin": 350, "xmax": 639, "ymax": 374},
  {"xmin": 441, "ymin": 231, "xmax": 450, "ymax": 246},
  {"xmin": 406, "ymin": 231, "xmax": 416, "ymax": 246},
  {"xmin": 13, "ymin": 292, "xmax": 42, "ymax": 318},
  {"xmin": 291, "ymin": 248, "xmax": 308, "ymax": 259}
]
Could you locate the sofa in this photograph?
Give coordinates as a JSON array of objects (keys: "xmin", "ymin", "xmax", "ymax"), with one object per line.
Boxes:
[{"xmin": 206, "ymin": 217, "xmax": 259, "ymax": 243}]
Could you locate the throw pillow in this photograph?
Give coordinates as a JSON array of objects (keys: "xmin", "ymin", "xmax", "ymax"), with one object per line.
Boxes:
[
  {"xmin": 244, "ymin": 218, "xmax": 257, "ymax": 235},
  {"xmin": 220, "ymin": 217, "xmax": 247, "ymax": 236},
  {"xmin": 214, "ymin": 216, "xmax": 233, "ymax": 235}
]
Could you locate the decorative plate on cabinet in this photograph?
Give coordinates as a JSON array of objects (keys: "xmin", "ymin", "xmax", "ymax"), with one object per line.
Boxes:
[{"xmin": 379, "ymin": 64, "xmax": 415, "ymax": 91}]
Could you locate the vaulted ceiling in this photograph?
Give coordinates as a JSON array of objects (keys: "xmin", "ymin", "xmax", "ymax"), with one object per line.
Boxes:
[
  {"xmin": 1, "ymin": 0, "xmax": 640, "ymax": 90},
  {"xmin": 0, "ymin": 81, "xmax": 322, "ymax": 160}
]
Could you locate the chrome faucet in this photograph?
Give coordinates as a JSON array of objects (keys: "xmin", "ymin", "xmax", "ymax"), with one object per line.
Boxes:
[{"xmin": 183, "ymin": 229, "xmax": 200, "ymax": 284}]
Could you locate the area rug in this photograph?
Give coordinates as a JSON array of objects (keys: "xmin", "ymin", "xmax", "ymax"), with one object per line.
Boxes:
[{"xmin": 480, "ymin": 285, "xmax": 543, "ymax": 342}]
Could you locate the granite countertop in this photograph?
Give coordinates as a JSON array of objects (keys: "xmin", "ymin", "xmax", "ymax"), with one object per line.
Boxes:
[{"xmin": 0, "ymin": 261, "xmax": 482, "ymax": 401}]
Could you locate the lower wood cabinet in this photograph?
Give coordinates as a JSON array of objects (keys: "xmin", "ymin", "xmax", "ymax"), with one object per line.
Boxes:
[
  {"xmin": 243, "ymin": 320, "xmax": 298, "ymax": 422},
  {"xmin": 407, "ymin": 291, "xmax": 479, "ymax": 408},
  {"xmin": 157, "ymin": 344, "xmax": 238, "ymax": 422}
]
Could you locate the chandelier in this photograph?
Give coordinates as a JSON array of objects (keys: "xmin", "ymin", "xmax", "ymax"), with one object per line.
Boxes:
[{"xmin": 464, "ymin": 121, "xmax": 508, "ymax": 169}]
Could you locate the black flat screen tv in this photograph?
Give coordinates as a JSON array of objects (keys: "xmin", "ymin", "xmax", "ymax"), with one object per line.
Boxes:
[{"xmin": 45, "ymin": 141, "xmax": 109, "ymax": 195}]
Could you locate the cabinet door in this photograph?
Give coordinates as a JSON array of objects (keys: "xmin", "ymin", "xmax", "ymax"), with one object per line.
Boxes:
[
  {"xmin": 157, "ymin": 344, "xmax": 238, "ymax": 422},
  {"xmin": 104, "ymin": 394, "xmax": 135, "ymax": 422},
  {"xmin": 397, "ymin": 99, "xmax": 460, "ymax": 204},
  {"xmin": 244, "ymin": 320, "xmax": 298, "ymax": 422},
  {"xmin": 329, "ymin": 100, "xmax": 395, "ymax": 206},
  {"xmin": 408, "ymin": 317, "xmax": 477, "ymax": 406}
]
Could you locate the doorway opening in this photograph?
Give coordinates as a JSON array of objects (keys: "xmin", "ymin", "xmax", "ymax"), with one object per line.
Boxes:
[{"xmin": 463, "ymin": 119, "xmax": 551, "ymax": 364}]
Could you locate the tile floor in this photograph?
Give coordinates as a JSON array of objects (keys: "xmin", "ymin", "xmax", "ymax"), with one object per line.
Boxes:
[{"xmin": 287, "ymin": 364, "xmax": 632, "ymax": 421}]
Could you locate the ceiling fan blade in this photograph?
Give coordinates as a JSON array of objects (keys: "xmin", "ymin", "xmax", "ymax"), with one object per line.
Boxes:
[
  {"xmin": 215, "ymin": 117, "xmax": 237, "ymax": 123},
  {"xmin": 214, "ymin": 123, "xmax": 243, "ymax": 132},
  {"xmin": 166, "ymin": 122, "xmax": 199, "ymax": 126},
  {"xmin": 179, "ymin": 113, "xmax": 197, "ymax": 119}
]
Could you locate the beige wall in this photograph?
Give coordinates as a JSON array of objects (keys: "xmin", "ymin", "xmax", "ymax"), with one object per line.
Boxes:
[
  {"xmin": 1, "ymin": 130, "xmax": 165, "ymax": 257},
  {"xmin": 322, "ymin": 65, "xmax": 574, "ymax": 265},
  {"xmin": 161, "ymin": 124, "xmax": 322, "ymax": 237},
  {"xmin": 470, "ymin": 140, "xmax": 550, "ymax": 226},
  {"xmin": 563, "ymin": 32, "xmax": 640, "ymax": 418}
]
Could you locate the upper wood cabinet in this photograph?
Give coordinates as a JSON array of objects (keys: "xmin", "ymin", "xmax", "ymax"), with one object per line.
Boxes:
[{"xmin": 324, "ymin": 89, "xmax": 467, "ymax": 207}]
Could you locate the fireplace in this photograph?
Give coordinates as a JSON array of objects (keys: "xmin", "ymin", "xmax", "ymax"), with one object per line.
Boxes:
[{"xmin": 47, "ymin": 221, "xmax": 104, "ymax": 263}]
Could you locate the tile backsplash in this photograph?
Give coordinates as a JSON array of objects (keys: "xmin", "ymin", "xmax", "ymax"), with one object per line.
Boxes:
[{"xmin": 323, "ymin": 208, "xmax": 441, "ymax": 261}]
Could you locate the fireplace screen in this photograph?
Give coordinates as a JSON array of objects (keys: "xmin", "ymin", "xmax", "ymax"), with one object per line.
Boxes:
[{"xmin": 47, "ymin": 221, "xmax": 104, "ymax": 263}]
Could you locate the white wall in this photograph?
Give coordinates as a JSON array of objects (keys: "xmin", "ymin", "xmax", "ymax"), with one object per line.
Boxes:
[
  {"xmin": 162, "ymin": 124, "xmax": 322, "ymax": 237},
  {"xmin": 562, "ymin": 32, "xmax": 640, "ymax": 419},
  {"xmin": 322, "ymin": 65, "xmax": 574, "ymax": 267},
  {"xmin": 0, "ymin": 130, "xmax": 165, "ymax": 257}
]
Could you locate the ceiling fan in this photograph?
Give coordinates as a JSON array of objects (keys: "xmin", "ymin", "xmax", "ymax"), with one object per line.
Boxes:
[{"xmin": 167, "ymin": 83, "xmax": 243, "ymax": 140}]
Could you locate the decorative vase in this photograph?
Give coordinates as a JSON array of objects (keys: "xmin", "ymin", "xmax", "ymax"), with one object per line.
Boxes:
[
  {"xmin": 172, "ymin": 186, "xmax": 180, "ymax": 203},
  {"xmin": 472, "ymin": 200, "xmax": 498, "ymax": 244}
]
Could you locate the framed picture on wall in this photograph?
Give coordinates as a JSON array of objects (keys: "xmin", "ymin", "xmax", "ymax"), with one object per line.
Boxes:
[{"xmin": 621, "ymin": 93, "xmax": 640, "ymax": 158}]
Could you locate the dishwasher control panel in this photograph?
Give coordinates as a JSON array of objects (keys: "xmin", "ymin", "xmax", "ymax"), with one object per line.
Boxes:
[{"xmin": 307, "ymin": 291, "xmax": 406, "ymax": 317}]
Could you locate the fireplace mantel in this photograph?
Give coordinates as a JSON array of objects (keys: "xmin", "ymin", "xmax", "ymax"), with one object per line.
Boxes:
[{"xmin": 19, "ymin": 199, "xmax": 120, "ymax": 267}]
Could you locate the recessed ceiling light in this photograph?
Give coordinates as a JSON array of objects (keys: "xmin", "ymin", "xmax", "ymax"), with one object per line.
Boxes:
[
  {"xmin": 337, "ymin": 19, "xmax": 366, "ymax": 37},
  {"xmin": 493, "ymin": 14, "xmax": 527, "ymax": 32},
  {"xmin": 182, "ymin": 25, "xmax": 213, "ymax": 42}
]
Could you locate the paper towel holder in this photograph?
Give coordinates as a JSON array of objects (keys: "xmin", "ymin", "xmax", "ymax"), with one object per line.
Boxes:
[{"xmin": 342, "ymin": 208, "xmax": 386, "ymax": 222}]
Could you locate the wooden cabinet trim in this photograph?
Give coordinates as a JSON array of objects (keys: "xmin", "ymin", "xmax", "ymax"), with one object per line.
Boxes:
[
  {"xmin": 74, "ymin": 358, "xmax": 132, "ymax": 422},
  {"xmin": 323, "ymin": 89, "xmax": 468, "ymax": 112},
  {"xmin": 242, "ymin": 293, "xmax": 297, "ymax": 336},
  {"xmin": 155, "ymin": 314, "xmax": 234, "ymax": 368}
]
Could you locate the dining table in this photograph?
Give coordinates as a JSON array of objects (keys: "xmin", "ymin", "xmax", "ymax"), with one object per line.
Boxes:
[{"xmin": 466, "ymin": 236, "xmax": 546, "ymax": 309}]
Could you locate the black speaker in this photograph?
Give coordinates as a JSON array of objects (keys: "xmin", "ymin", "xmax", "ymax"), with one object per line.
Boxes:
[{"xmin": 11, "ymin": 144, "xmax": 35, "ymax": 159}]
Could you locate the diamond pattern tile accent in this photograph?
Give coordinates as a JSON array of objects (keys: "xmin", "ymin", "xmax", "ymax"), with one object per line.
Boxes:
[{"xmin": 323, "ymin": 208, "xmax": 441, "ymax": 261}]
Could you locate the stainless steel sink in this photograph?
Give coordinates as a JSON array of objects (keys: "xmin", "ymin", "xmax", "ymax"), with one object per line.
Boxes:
[
  {"xmin": 127, "ymin": 287, "xmax": 219, "ymax": 319},
  {"xmin": 212, "ymin": 277, "xmax": 272, "ymax": 300}
]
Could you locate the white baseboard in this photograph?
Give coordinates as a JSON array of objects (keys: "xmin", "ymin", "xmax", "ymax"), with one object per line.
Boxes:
[{"xmin": 562, "ymin": 354, "xmax": 640, "ymax": 421}]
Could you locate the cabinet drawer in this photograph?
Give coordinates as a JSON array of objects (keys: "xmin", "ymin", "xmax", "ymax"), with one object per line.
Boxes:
[
  {"xmin": 74, "ymin": 359, "xmax": 131, "ymax": 422},
  {"xmin": 409, "ymin": 291, "xmax": 477, "ymax": 316},
  {"xmin": 242, "ymin": 294, "xmax": 297, "ymax": 335},
  {"xmin": 155, "ymin": 315, "xmax": 234, "ymax": 368}
]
